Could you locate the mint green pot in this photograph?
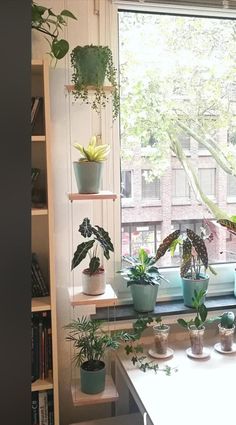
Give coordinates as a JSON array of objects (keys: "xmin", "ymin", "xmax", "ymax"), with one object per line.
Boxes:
[
  {"xmin": 73, "ymin": 161, "xmax": 103, "ymax": 194},
  {"xmin": 130, "ymin": 284, "xmax": 158, "ymax": 313},
  {"xmin": 80, "ymin": 360, "xmax": 105, "ymax": 394},
  {"xmin": 182, "ymin": 275, "xmax": 209, "ymax": 308}
]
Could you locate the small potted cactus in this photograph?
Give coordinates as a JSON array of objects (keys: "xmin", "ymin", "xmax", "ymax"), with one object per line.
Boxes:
[{"xmin": 216, "ymin": 312, "xmax": 235, "ymax": 353}]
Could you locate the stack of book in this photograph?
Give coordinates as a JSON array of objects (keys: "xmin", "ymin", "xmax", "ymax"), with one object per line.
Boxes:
[
  {"xmin": 31, "ymin": 312, "xmax": 52, "ymax": 383},
  {"xmin": 32, "ymin": 390, "xmax": 54, "ymax": 425},
  {"xmin": 32, "ymin": 253, "xmax": 49, "ymax": 298}
]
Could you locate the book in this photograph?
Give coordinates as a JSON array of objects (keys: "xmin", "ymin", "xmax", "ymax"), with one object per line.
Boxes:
[
  {"xmin": 31, "ymin": 97, "xmax": 41, "ymax": 126},
  {"xmin": 32, "ymin": 253, "xmax": 49, "ymax": 297},
  {"xmin": 47, "ymin": 390, "xmax": 54, "ymax": 425},
  {"xmin": 39, "ymin": 391, "xmax": 48, "ymax": 425},
  {"xmin": 32, "ymin": 391, "xmax": 39, "ymax": 425},
  {"xmin": 32, "ymin": 314, "xmax": 40, "ymax": 383}
]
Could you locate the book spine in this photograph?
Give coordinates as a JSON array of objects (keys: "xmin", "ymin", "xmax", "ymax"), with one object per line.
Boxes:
[
  {"xmin": 31, "ymin": 97, "xmax": 40, "ymax": 126},
  {"xmin": 32, "ymin": 391, "xmax": 39, "ymax": 425},
  {"xmin": 39, "ymin": 391, "xmax": 48, "ymax": 425},
  {"xmin": 32, "ymin": 267, "xmax": 42, "ymax": 297},
  {"xmin": 47, "ymin": 325, "xmax": 53, "ymax": 379},
  {"xmin": 43, "ymin": 313, "xmax": 49, "ymax": 379},
  {"xmin": 47, "ymin": 390, "xmax": 54, "ymax": 425},
  {"xmin": 38, "ymin": 316, "xmax": 43, "ymax": 380},
  {"xmin": 32, "ymin": 253, "xmax": 49, "ymax": 296},
  {"xmin": 33, "ymin": 314, "xmax": 40, "ymax": 382}
]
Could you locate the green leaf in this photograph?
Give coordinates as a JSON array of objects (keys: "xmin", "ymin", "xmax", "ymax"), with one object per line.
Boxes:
[
  {"xmin": 177, "ymin": 318, "xmax": 188, "ymax": 329},
  {"xmin": 71, "ymin": 240, "xmax": 95, "ymax": 270},
  {"xmin": 60, "ymin": 9, "xmax": 77, "ymax": 19},
  {"xmin": 89, "ymin": 257, "xmax": 100, "ymax": 274},
  {"xmin": 194, "ymin": 317, "xmax": 201, "ymax": 328},
  {"xmin": 138, "ymin": 248, "xmax": 149, "ymax": 265},
  {"xmin": 79, "ymin": 218, "xmax": 93, "ymax": 238},
  {"xmin": 92, "ymin": 225, "xmax": 114, "ymax": 259},
  {"xmin": 51, "ymin": 39, "xmax": 69, "ymax": 59},
  {"xmin": 199, "ymin": 304, "xmax": 208, "ymax": 323},
  {"xmin": 230, "ymin": 215, "xmax": 236, "ymax": 223}
]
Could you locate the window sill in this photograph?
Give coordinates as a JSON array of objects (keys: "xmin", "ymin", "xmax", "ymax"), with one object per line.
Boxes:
[{"xmin": 92, "ymin": 294, "xmax": 236, "ymax": 321}]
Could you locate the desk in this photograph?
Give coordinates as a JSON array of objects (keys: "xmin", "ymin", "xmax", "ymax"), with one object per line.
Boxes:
[{"xmin": 115, "ymin": 335, "xmax": 236, "ymax": 425}]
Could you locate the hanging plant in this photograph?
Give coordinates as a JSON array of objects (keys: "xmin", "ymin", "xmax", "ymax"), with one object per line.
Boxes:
[
  {"xmin": 70, "ymin": 44, "xmax": 120, "ymax": 120},
  {"xmin": 31, "ymin": 1, "xmax": 77, "ymax": 62}
]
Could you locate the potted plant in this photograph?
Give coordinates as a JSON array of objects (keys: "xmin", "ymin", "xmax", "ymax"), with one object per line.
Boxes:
[
  {"xmin": 215, "ymin": 311, "xmax": 236, "ymax": 353},
  {"xmin": 65, "ymin": 317, "xmax": 134, "ymax": 394},
  {"xmin": 73, "ymin": 135, "xmax": 110, "ymax": 193},
  {"xmin": 70, "ymin": 44, "xmax": 120, "ymax": 120},
  {"xmin": 32, "ymin": 2, "xmax": 77, "ymax": 62},
  {"xmin": 155, "ymin": 228, "xmax": 213, "ymax": 307},
  {"xmin": 71, "ymin": 217, "xmax": 114, "ymax": 296},
  {"xmin": 177, "ymin": 289, "xmax": 210, "ymax": 358},
  {"xmin": 118, "ymin": 248, "xmax": 168, "ymax": 313}
]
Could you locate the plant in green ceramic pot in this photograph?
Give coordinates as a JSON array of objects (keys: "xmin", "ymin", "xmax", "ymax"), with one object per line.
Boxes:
[
  {"xmin": 32, "ymin": 2, "xmax": 77, "ymax": 63},
  {"xmin": 118, "ymin": 248, "xmax": 168, "ymax": 313},
  {"xmin": 155, "ymin": 228, "xmax": 214, "ymax": 307},
  {"xmin": 71, "ymin": 218, "xmax": 114, "ymax": 295},
  {"xmin": 73, "ymin": 135, "xmax": 110, "ymax": 193},
  {"xmin": 70, "ymin": 44, "xmax": 120, "ymax": 120},
  {"xmin": 65, "ymin": 317, "xmax": 135, "ymax": 394}
]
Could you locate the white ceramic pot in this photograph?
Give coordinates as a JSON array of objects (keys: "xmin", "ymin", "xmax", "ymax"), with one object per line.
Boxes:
[{"xmin": 82, "ymin": 268, "xmax": 106, "ymax": 295}]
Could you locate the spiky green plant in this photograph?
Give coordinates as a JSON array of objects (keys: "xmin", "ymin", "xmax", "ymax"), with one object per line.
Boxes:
[{"xmin": 74, "ymin": 136, "xmax": 110, "ymax": 162}]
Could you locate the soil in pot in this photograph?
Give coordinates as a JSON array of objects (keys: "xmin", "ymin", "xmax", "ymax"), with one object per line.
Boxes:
[
  {"xmin": 153, "ymin": 325, "xmax": 170, "ymax": 355},
  {"xmin": 189, "ymin": 325, "xmax": 205, "ymax": 355}
]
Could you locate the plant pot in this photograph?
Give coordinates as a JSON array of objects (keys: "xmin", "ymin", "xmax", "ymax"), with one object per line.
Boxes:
[
  {"xmin": 130, "ymin": 284, "xmax": 158, "ymax": 313},
  {"xmin": 82, "ymin": 268, "xmax": 106, "ymax": 295},
  {"xmin": 153, "ymin": 324, "xmax": 170, "ymax": 355},
  {"xmin": 189, "ymin": 325, "xmax": 205, "ymax": 355},
  {"xmin": 182, "ymin": 275, "xmax": 209, "ymax": 308},
  {"xmin": 71, "ymin": 45, "xmax": 108, "ymax": 86},
  {"xmin": 218, "ymin": 324, "xmax": 235, "ymax": 352},
  {"xmin": 80, "ymin": 360, "xmax": 106, "ymax": 394},
  {"xmin": 73, "ymin": 161, "xmax": 104, "ymax": 194}
]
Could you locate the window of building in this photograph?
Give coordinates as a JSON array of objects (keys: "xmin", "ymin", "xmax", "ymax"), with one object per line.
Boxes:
[
  {"xmin": 122, "ymin": 222, "xmax": 161, "ymax": 257},
  {"xmin": 198, "ymin": 168, "xmax": 216, "ymax": 198},
  {"xmin": 172, "ymin": 169, "xmax": 190, "ymax": 198},
  {"xmin": 121, "ymin": 170, "xmax": 132, "ymax": 198},
  {"xmin": 141, "ymin": 169, "xmax": 160, "ymax": 199},
  {"xmin": 227, "ymin": 174, "xmax": 236, "ymax": 197}
]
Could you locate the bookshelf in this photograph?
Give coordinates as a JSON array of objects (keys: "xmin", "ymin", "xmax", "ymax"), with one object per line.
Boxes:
[{"xmin": 31, "ymin": 59, "xmax": 59, "ymax": 425}]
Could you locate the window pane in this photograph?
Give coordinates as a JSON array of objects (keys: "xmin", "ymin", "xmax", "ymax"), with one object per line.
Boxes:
[
  {"xmin": 142, "ymin": 169, "xmax": 160, "ymax": 199},
  {"xmin": 198, "ymin": 168, "xmax": 216, "ymax": 197},
  {"xmin": 228, "ymin": 174, "xmax": 236, "ymax": 197},
  {"xmin": 172, "ymin": 169, "xmax": 190, "ymax": 198},
  {"xmin": 121, "ymin": 170, "xmax": 132, "ymax": 198}
]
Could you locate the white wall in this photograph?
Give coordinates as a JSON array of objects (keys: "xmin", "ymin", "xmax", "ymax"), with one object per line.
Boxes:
[{"xmin": 32, "ymin": 1, "xmax": 119, "ymax": 424}]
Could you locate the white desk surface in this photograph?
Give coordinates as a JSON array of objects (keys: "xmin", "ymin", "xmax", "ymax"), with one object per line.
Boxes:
[{"xmin": 116, "ymin": 335, "xmax": 236, "ymax": 425}]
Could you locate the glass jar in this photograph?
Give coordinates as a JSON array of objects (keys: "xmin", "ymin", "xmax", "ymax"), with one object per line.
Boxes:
[
  {"xmin": 153, "ymin": 324, "xmax": 170, "ymax": 355},
  {"xmin": 189, "ymin": 325, "xmax": 205, "ymax": 355},
  {"xmin": 218, "ymin": 324, "xmax": 235, "ymax": 352}
]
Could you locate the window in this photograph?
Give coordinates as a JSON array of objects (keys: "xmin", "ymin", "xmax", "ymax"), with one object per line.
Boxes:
[
  {"xmin": 118, "ymin": 9, "xmax": 236, "ymax": 268},
  {"xmin": 141, "ymin": 169, "xmax": 160, "ymax": 199},
  {"xmin": 172, "ymin": 169, "xmax": 190, "ymax": 198},
  {"xmin": 121, "ymin": 170, "xmax": 132, "ymax": 198},
  {"xmin": 227, "ymin": 174, "xmax": 236, "ymax": 197},
  {"xmin": 122, "ymin": 222, "xmax": 161, "ymax": 257},
  {"xmin": 198, "ymin": 168, "xmax": 216, "ymax": 198}
]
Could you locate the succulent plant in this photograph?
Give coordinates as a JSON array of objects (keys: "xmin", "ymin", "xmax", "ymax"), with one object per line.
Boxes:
[
  {"xmin": 74, "ymin": 136, "xmax": 110, "ymax": 162},
  {"xmin": 220, "ymin": 311, "xmax": 235, "ymax": 329}
]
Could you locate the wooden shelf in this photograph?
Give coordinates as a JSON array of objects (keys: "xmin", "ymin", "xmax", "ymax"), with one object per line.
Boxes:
[
  {"xmin": 31, "ymin": 135, "xmax": 46, "ymax": 142},
  {"xmin": 31, "ymin": 296, "xmax": 51, "ymax": 312},
  {"xmin": 31, "ymin": 60, "xmax": 43, "ymax": 74},
  {"xmin": 68, "ymin": 284, "xmax": 118, "ymax": 307},
  {"xmin": 66, "ymin": 85, "xmax": 114, "ymax": 93},
  {"xmin": 68, "ymin": 191, "xmax": 117, "ymax": 202},
  {"xmin": 31, "ymin": 208, "xmax": 48, "ymax": 216},
  {"xmin": 71, "ymin": 375, "xmax": 118, "ymax": 406},
  {"xmin": 32, "ymin": 377, "xmax": 53, "ymax": 392},
  {"xmin": 69, "ymin": 413, "xmax": 143, "ymax": 425}
]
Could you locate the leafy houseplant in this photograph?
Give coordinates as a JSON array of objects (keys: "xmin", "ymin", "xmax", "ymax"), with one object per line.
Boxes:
[
  {"xmin": 70, "ymin": 45, "xmax": 120, "ymax": 120},
  {"xmin": 65, "ymin": 317, "xmax": 134, "ymax": 394},
  {"xmin": 217, "ymin": 311, "xmax": 235, "ymax": 352},
  {"xmin": 71, "ymin": 218, "xmax": 114, "ymax": 296},
  {"xmin": 118, "ymin": 248, "xmax": 168, "ymax": 313},
  {"xmin": 155, "ymin": 228, "xmax": 213, "ymax": 307},
  {"xmin": 177, "ymin": 289, "xmax": 209, "ymax": 357},
  {"xmin": 32, "ymin": 2, "xmax": 77, "ymax": 62},
  {"xmin": 73, "ymin": 135, "xmax": 110, "ymax": 193}
]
